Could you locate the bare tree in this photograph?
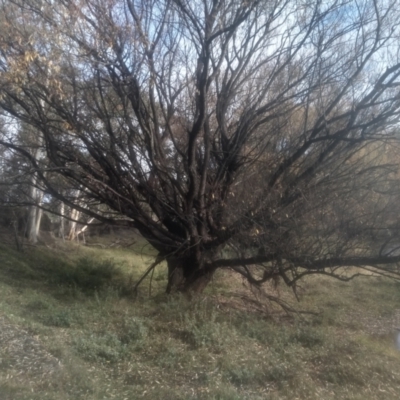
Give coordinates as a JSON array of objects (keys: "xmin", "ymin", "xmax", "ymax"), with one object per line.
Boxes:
[{"xmin": 1, "ymin": 0, "xmax": 400, "ymax": 293}]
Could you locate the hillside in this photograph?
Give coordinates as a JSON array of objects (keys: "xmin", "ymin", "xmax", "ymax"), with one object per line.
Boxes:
[{"xmin": 1, "ymin": 230, "xmax": 400, "ymax": 399}]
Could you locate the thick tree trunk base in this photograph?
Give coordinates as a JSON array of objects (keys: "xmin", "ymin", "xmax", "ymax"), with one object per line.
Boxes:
[
  {"xmin": 166, "ymin": 257, "xmax": 185, "ymax": 293},
  {"xmin": 166, "ymin": 257, "xmax": 214, "ymax": 295}
]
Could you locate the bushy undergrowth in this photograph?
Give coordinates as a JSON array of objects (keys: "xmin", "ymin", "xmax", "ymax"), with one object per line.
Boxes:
[{"xmin": 50, "ymin": 257, "xmax": 123, "ymax": 294}]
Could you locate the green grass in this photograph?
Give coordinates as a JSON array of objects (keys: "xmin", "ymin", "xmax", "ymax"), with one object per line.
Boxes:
[{"xmin": 0, "ymin": 235, "xmax": 400, "ymax": 399}]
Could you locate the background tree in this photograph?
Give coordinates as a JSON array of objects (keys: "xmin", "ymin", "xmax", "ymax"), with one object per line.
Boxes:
[{"xmin": 1, "ymin": 0, "xmax": 400, "ymax": 293}]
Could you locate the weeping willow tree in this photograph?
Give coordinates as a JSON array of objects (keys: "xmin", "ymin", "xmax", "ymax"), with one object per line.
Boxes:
[{"xmin": 1, "ymin": 0, "xmax": 400, "ymax": 293}]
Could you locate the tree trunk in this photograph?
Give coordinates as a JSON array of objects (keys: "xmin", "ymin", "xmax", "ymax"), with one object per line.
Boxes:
[
  {"xmin": 27, "ymin": 184, "xmax": 43, "ymax": 243},
  {"xmin": 58, "ymin": 201, "xmax": 65, "ymax": 239},
  {"xmin": 166, "ymin": 256, "xmax": 215, "ymax": 295},
  {"xmin": 68, "ymin": 207, "xmax": 81, "ymax": 240},
  {"xmin": 35, "ymin": 206, "xmax": 43, "ymax": 236},
  {"xmin": 27, "ymin": 203, "xmax": 38, "ymax": 243},
  {"xmin": 27, "ymin": 142, "xmax": 44, "ymax": 244}
]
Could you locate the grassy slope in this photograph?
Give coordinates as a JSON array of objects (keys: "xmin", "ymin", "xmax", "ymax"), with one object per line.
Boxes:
[{"xmin": 0, "ymin": 234, "xmax": 400, "ymax": 399}]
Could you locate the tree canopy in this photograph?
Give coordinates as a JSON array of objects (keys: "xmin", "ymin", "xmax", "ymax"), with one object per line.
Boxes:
[{"xmin": 1, "ymin": 0, "xmax": 400, "ymax": 293}]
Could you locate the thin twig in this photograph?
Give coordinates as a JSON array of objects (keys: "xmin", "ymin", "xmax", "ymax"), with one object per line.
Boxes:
[
  {"xmin": 149, "ymin": 266, "xmax": 155, "ymax": 297},
  {"xmin": 132, "ymin": 255, "xmax": 164, "ymax": 296}
]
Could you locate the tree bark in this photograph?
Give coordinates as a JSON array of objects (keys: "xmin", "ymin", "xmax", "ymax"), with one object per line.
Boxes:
[
  {"xmin": 27, "ymin": 203, "xmax": 38, "ymax": 243},
  {"xmin": 166, "ymin": 256, "xmax": 215, "ymax": 295},
  {"xmin": 58, "ymin": 201, "xmax": 65, "ymax": 239},
  {"xmin": 68, "ymin": 207, "xmax": 80, "ymax": 240},
  {"xmin": 26, "ymin": 133, "xmax": 44, "ymax": 244},
  {"xmin": 27, "ymin": 184, "xmax": 43, "ymax": 243}
]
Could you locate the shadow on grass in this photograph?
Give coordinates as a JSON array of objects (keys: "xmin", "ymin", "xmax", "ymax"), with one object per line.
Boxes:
[{"xmin": 0, "ymin": 244, "xmax": 131, "ymax": 297}]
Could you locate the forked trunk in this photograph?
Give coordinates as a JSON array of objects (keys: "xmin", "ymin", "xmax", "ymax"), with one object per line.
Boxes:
[{"xmin": 166, "ymin": 256, "xmax": 215, "ymax": 295}]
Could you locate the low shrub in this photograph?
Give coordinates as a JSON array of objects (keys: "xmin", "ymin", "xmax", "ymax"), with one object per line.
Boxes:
[
  {"xmin": 53, "ymin": 257, "xmax": 121, "ymax": 294},
  {"xmin": 73, "ymin": 332, "xmax": 127, "ymax": 362}
]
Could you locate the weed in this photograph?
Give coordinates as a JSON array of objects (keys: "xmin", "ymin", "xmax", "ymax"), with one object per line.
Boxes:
[
  {"xmin": 234, "ymin": 317, "xmax": 279, "ymax": 344},
  {"xmin": 154, "ymin": 339, "xmax": 186, "ymax": 369},
  {"xmin": 40, "ymin": 310, "xmax": 72, "ymax": 327},
  {"xmin": 180, "ymin": 309, "xmax": 229, "ymax": 350},
  {"xmin": 120, "ymin": 317, "xmax": 148, "ymax": 344},
  {"xmin": 225, "ymin": 363, "xmax": 266, "ymax": 386},
  {"xmin": 73, "ymin": 332, "xmax": 127, "ymax": 362},
  {"xmin": 24, "ymin": 299, "xmax": 50, "ymax": 311},
  {"xmin": 290, "ymin": 325, "xmax": 325, "ymax": 348}
]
